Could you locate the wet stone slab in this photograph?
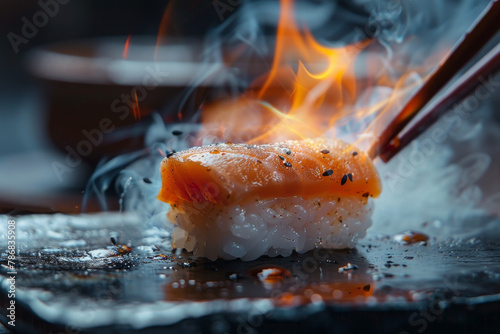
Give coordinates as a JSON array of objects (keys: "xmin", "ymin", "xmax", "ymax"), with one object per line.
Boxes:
[{"xmin": 1, "ymin": 231, "xmax": 500, "ymax": 333}]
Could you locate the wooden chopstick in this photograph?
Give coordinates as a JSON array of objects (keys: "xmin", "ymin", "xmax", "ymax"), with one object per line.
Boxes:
[
  {"xmin": 378, "ymin": 42, "xmax": 500, "ymax": 162},
  {"xmin": 368, "ymin": 0, "xmax": 500, "ymax": 161}
]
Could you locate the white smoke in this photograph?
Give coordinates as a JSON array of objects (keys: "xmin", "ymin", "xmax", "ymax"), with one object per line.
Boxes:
[
  {"xmin": 83, "ymin": 0, "xmax": 498, "ymax": 243},
  {"xmin": 372, "ymin": 81, "xmax": 500, "ymax": 240}
]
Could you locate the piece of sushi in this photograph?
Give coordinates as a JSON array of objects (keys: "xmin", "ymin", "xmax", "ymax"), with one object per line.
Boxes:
[{"xmin": 158, "ymin": 138, "xmax": 382, "ymax": 261}]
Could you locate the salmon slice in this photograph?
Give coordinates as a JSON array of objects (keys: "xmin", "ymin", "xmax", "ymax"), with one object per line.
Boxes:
[{"xmin": 158, "ymin": 138, "xmax": 382, "ymax": 207}]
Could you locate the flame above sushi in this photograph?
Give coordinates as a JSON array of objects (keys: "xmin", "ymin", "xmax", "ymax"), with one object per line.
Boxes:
[{"xmin": 158, "ymin": 138, "xmax": 381, "ymax": 208}]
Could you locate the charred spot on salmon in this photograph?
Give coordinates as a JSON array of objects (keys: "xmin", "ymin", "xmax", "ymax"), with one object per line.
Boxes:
[
  {"xmin": 321, "ymin": 149, "xmax": 330, "ymax": 154},
  {"xmin": 322, "ymin": 169, "xmax": 333, "ymax": 176},
  {"xmin": 348, "ymin": 173, "xmax": 353, "ymax": 182},
  {"xmin": 278, "ymin": 155, "xmax": 285, "ymax": 161},
  {"xmin": 172, "ymin": 130, "xmax": 183, "ymax": 136},
  {"xmin": 143, "ymin": 177, "xmax": 152, "ymax": 184},
  {"xmin": 362, "ymin": 192, "xmax": 369, "ymax": 197},
  {"xmin": 341, "ymin": 174, "xmax": 348, "ymax": 185},
  {"xmin": 284, "ymin": 162, "xmax": 292, "ymax": 167},
  {"xmin": 352, "ymin": 151, "xmax": 358, "ymax": 156}
]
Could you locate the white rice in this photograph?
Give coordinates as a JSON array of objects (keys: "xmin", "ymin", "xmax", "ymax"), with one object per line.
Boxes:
[{"xmin": 168, "ymin": 196, "xmax": 373, "ymax": 261}]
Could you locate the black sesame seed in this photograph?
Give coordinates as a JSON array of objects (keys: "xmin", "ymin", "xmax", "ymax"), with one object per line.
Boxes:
[
  {"xmin": 284, "ymin": 162, "xmax": 292, "ymax": 167},
  {"xmin": 166, "ymin": 150, "xmax": 175, "ymax": 158},
  {"xmin": 341, "ymin": 174, "xmax": 348, "ymax": 185},
  {"xmin": 278, "ymin": 155, "xmax": 285, "ymax": 161},
  {"xmin": 321, "ymin": 149, "xmax": 330, "ymax": 154},
  {"xmin": 143, "ymin": 177, "xmax": 152, "ymax": 184},
  {"xmin": 285, "ymin": 148, "xmax": 292, "ymax": 155},
  {"xmin": 172, "ymin": 130, "xmax": 183, "ymax": 136},
  {"xmin": 348, "ymin": 173, "xmax": 353, "ymax": 182},
  {"xmin": 322, "ymin": 169, "xmax": 333, "ymax": 176},
  {"xmin": 352, "ymin": 151, "xmax": 358, "ymax": 156}
]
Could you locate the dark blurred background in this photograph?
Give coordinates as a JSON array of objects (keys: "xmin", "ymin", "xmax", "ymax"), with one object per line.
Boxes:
[{"xmin": 0, "ymin": 0, "xmax": 245, "ymax": 213}]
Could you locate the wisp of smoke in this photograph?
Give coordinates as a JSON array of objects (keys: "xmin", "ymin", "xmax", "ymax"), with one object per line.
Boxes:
[{"xmin": 84, "ymin": 0, "xmax": 498, "ymax": 243}]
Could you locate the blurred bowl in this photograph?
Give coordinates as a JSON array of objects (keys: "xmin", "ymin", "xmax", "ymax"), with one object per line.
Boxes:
[{"xmin": 25, "ymin": 36, "xmax": 235, "ymax": 164}]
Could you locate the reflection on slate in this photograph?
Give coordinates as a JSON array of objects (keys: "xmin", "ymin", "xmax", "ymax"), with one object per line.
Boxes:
[{"xmin": 2, "ymin": 230, "xmax": 500, "ymax": 333}]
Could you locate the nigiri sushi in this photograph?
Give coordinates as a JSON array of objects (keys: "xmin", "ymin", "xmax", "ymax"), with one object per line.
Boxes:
[{"xmin": 158, "ymin": 138, "xmax": 382, "ymax": 261}]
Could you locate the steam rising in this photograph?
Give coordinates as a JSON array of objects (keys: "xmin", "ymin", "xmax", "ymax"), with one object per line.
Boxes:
[{"xmin": 84, "ymin": 0, "xmax": 498, "ymax": 242}]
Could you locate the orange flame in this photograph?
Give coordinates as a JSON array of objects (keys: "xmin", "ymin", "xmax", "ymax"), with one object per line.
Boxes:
[
  {"xmin": 198, "ymin": 0, "xmax": 445, "ymax": 150},
  {"xmin": 123, "ymin": 34, "xmax": 143, "ymax": 122},
  {"xmin": 122, "ymin": 34, "xmax": 131, "ymax": 59},
  {"xmin": 155, "ymin": 2, "xmax": 175, "ymax": 62},
  {"xmin": 132, "ymin": 89, "xmax": 141, "ymax": 121}
]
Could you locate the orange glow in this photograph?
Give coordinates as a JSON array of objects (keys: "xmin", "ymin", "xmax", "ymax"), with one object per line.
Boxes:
[
  {"xmin": 198, "ymin": 0, "xmax": 446, "ymax": 151},
  {"xmin": 123, "ymin": 35, "xmax": 143, "ymax": 122},
  {"xmin": 155, "ymin": 2, "xmax": 175, "ymax": 62},
  {"xmin": 274, "ymin": 282, "xmax": 374, "ymax": 306},
  {"xmin": 132, "ymin": 90, "xmax": 141, "ymax": 121},
  {"xmin": 122, "ymin": 34, "xmax": 131, "ymax": 59},
  {"xmin": 157, "ymin": 148, "xmax": 166, "ymax": 157}
]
